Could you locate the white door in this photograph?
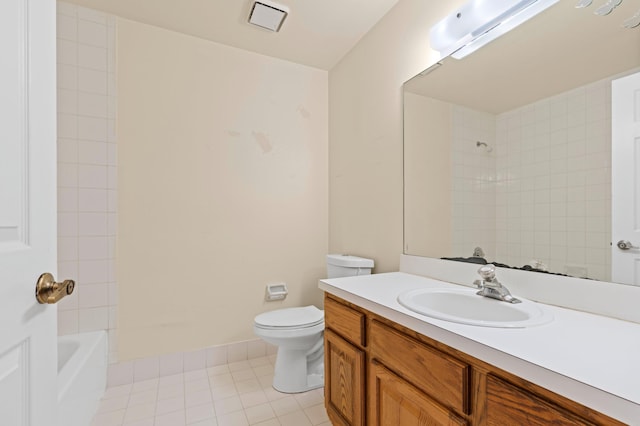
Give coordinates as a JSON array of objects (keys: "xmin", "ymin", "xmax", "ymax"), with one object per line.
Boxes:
[
  {"xmin": 612, "ymin": 71, "xmax": 640, "ymax": 286},
  {"xmin": 0, "ymin": 0, "xmax": 59, "ymax": 425}
]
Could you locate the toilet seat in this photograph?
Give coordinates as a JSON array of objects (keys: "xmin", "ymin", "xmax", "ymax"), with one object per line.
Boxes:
[{"xmin": 254, "ymin": 306, "xmax": 324, "ymax": 330}]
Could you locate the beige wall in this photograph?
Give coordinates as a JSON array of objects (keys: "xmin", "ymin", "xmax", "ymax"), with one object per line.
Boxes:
[
  {"xmin": 328, "ymin": 0, "xmax": 464, "ymax": 272},
  {"xmin": 117, "ymin": 20, "xmax": 328, "ymax": 360},
  {"xmin": 403, "ymin": 93, "xmax": 452, "ymax": 257}
]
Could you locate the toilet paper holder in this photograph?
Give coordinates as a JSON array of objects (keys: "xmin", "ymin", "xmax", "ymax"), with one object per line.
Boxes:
[{"xmin": 265, "ymin": 283, "xmax": 288, "ymax": 301}]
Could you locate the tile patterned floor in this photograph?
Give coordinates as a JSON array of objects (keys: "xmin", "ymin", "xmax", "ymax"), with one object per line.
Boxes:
[{"xmin": 91, "ymin": 355, "xmax": 330, "ymax": 426}]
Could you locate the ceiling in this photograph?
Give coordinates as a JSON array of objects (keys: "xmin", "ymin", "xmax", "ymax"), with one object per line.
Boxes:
[
  {"xmin": 404, "ymin": 0, "xmax": 640, "ymax": 114},
  {"xmin": 64, "ymin": 0, "xmax": 400, "ymax": 70}
]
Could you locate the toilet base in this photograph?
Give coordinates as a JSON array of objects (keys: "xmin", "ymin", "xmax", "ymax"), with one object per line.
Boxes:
[{"xmin": 272, "ymin": 342, "xmax": 324, "ymax": 393}]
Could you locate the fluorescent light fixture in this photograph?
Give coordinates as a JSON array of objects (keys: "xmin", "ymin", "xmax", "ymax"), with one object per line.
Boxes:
[
  {"xmin": 248, "ymin": 0, "xmax": 289, "ymax": 32},
  {"xmin": 430, "ymin": 0, "xmax": 559, "ymax": 59}
]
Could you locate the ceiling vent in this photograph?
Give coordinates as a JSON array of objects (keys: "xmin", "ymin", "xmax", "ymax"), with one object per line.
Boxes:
[{"xmin": 248, "ymin": 1, "xmax": 289, "ymax": 32}]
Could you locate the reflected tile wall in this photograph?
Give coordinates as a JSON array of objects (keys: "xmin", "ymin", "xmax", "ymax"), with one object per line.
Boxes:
[
  {"xmin": 450, "ymin": 77, "xmax": 612, "ymax": 281},
  {"xmin": 451, "ymin": 107, "xmax": 497, "ymax": 260},
  {"xmin": 56, "ymin": 1, "xmax": 119, "ymax": 363},
  {"xmin": 494, "ymin": 78, "xmax": 611, "ymax": 281}
]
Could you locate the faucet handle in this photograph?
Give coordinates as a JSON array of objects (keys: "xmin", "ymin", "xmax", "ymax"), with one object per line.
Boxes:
[{"xmin": 477, "ymin": 264, "xmax": 496, "ymax": 281}]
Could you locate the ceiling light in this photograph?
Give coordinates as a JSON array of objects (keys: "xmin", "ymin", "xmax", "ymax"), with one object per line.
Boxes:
[
  {"xmin": 430, "ymin": 0, "xmax": 559, "ymax": 60},
  {"xmin": 248, "ymin": 0, "xmax": 289, "ymax": 32}
]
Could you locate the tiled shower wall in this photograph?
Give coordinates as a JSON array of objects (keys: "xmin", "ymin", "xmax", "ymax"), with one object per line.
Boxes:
[
  {"xmin": 56, "ymin": 2, "xmax": 119, "ymax": 362},
  {"xmin": 494, "ymin": 79, "xmax": 611, "ymax": 281},
  {"xmin": 451, "ymin": 107, "xmax": 496, "ymax": 260},
  {"xmin": 451, "ymin": 77, "xmax": 612, "ymax": 282}
]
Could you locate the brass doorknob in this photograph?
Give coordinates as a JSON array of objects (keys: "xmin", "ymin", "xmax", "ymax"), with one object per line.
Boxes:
[{"xmin": 35, "ymin": 273, "xmax": 75, "ymax": 304}]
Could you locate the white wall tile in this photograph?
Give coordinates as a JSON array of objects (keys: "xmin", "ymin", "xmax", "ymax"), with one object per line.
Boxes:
[
  {"xmin": 79, "ymin": 188, "xmax": 108, "ymax": 212},
  {"xmin": 78, "ymin": 20, "xmax": 107, "ymax": 47},
  {"xmin": 57, "ymin": 113, "xmax": 78, "ymax": 139},
  {"xmin": 78, "ymin": 164, "xmax": 108, "ymax": 188},
  {"xmin": 57, "ymin": 2, "xmax": 120, "ymax": 358},
  {"xmin": 107, "ymin": 213, "xmax": 118, "ymax": 235},
  {"xmin": 486, "ymin": 75, "xmax": 612, "ymax": 279},
  {"xmin": 78, "ymin": 259, "xmax": 109, "ymax": 283},
  {"xmin": 78, "ymin": 68, "xmax": 108, "ymax": 94},
  {"xmin": 78, "ymin": 212, "xmax": 108, "ymax": 236},
  {"xmin": 184, "ymin": 350, "xmax": 207, "ymax": 372},
  {"xmin": 79, "ymin": 140, "xmax": 108, "ymax": 165},
  {"xmin": 59, "ymin": 65, "xmax": 79, "ymax": 93},
  {"xmin": 79, "ymin": 236, "xmax": 109, "ymax": 259},
  {"xmin": 58, "ymin": 187, "xmax": 78, "ymax": 212},
  {"xmin": 247, "ymin": 340, "xmax": 266, "ymax": 360},
  {"xmin": 58, "ymin": 212, "xmax": 79, "ymax": 237},
  {"xmin": 227, "ymin": 342, "xmax": 248, "ymax": 364},
  {"xmin": 79, "ymin": 306, "xmax": 109, "ymax": 331},
  {"xmin": 58, "ymin": 310, "xmax": 79, "ymax": 335},
  {"xmin": 79, "ymin": 44, "xmax": 108, "ymax": 71},
  {"xmin": 57, "ymin": 88, "xmax": 78, "ymax": 114},
  {"xmin": 107, "ymin": 189, "xmax": 117, "ymax": 213},
  {"xmin": 57, "ymin": 38, "xmax": 77, "ymax": 66},
  {"xmin": 57, "ymin": 13, "xmax": 77, "ymax": 41},
  {"xmin": 79, "ymin": 283, "xmax": 109, "ymax": 308},
  {"xmin": 159, "ymin": 353, "xmax": 184, "ymax": 377},
  {"xmin": 58, "ymin": 163, "xmax": 78, "ymax": 188},
  {"xmin": 79, "ymin": 92, "xmax": 109, "ymax": 118},
  {"xmin": 206, "ymin": 346, "xmax": 228, "ymax": 368},
  {"xmin": 134, "ymin": 357, "xmax": 160, "ymax": 382},
  {"xmin": 108, "ymin": 282, "xmax": 118, "ymax": 306},
  {"xmin": 58, "ymin": 237, "xmax": 78, "ymax": 261},
  {"xmin": 108, "ymin": 166, "xmax": 118, "ymax": 189},
  {"xmin": 108, "ymin": 306, "xmax": 118, "ymax": 329},
  {"xmin": 78, "ymin": 116, "xmax": 108, "ymax": 141},
  {"xmin": 57, "ymin": 138, "xmax": 78, "ymax": 164}
]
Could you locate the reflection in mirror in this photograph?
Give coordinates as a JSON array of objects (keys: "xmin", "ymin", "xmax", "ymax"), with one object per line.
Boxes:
[{"xmin": 403, "ymin": 1, "xmax": 640, "ymax": 283}]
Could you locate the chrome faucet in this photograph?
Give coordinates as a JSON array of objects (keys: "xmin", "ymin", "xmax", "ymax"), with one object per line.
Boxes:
[{"xmin": 473, "ymin": 265, "xmax": 521, "ymax": 304}]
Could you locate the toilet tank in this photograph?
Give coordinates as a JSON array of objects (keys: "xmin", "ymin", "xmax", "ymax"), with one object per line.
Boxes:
[{"xmin": 326, "ymin": 254, "xmax": 374, "ymax": 278}]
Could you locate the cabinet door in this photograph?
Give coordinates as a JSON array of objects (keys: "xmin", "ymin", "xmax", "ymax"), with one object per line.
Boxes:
[
  {"xmin": 325, "ymin": 329, "xmax": 366, "ymax": 426},
  {"xmin": 369, "ymin": 361, "xmax": 467, "ymax": 426},
  {"xmin": 486, "ymin": 375, "xmax": 593, "ymax": 425},
  {"xmin": 370, "ymin": 320, "xmax": 470, "ymax": 414}
]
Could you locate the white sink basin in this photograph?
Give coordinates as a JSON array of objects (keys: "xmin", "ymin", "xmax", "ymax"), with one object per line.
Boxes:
[{"xmin": 397, "ymin": 287, "xmax": 553, "ymax": 328}]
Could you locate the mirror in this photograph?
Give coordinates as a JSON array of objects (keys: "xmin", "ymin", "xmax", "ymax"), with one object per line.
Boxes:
[{"xmin": 403, "ymin": 1, "xmax": 640, "ymax": 283}]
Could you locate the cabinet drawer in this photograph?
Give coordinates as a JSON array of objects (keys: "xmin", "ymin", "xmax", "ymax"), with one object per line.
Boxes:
[
  {"xmin": 324, "ymin": 296, "xmax": 366, "ymax": 347},
  {"xmin": 486, "ymin": 375, "xmax": 593, "ymax": 425},
  {"xmin": 370, "ymin": 320, "xmax": 470, "ymax": 415}
]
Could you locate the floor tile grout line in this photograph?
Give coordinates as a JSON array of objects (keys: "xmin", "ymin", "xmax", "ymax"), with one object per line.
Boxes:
[{"xmin": 92, "ymin": 355, "xmax": 329, "ymax": 426}]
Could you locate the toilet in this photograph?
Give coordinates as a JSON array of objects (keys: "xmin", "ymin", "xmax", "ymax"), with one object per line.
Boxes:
[{"xmin": 253, "ymin": 254, "xmax": 374, "ymax": 393}]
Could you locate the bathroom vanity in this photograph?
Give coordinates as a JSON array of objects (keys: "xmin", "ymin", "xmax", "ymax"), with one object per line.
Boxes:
[{"xmin": 319, "ymin": 268, "xmax": 640, "ymax": 425}]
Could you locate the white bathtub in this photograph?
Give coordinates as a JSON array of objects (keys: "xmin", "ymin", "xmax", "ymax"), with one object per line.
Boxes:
[{"xmin": 58, "ymin": 331, "xmax": 108, "ymax": 426}]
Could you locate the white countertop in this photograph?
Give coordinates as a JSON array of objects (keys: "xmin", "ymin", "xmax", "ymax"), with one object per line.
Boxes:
[{"xmin": 319, "ymin": 272, "xmax": 640, "ymax": 425}]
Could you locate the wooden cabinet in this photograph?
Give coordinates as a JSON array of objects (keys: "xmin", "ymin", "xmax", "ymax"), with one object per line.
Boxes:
[
  {"xmin": 485, "ymin": 374, "xmax": 593, "ymax": 426},
  {"xmin": 368, "ymin": 360, "xmax": 467, "ymax": 426},
  {"xmin": 369, "ymin": 320, "xmax": 470, "ymax": 415},
  {"xmin": 323, "ymin": 294, "xmax": 624, "ymax": 426},
  {"xmin": 324, "ymin": 329, "xmax": 365, "ymax": 426},
  {"xmin": 324, "ymin": 297, "xmax": 367, "ymax": 426}
]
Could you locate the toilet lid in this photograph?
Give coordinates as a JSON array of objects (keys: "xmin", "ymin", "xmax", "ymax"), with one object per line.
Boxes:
[{"xmin": 254, "ymin": 306, "xmax": 324, "ymax": 329}]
